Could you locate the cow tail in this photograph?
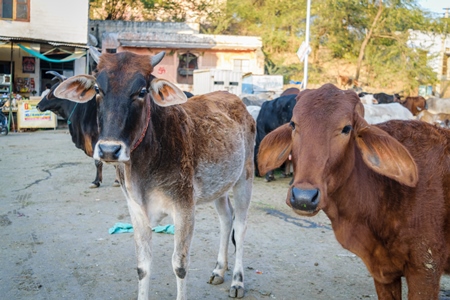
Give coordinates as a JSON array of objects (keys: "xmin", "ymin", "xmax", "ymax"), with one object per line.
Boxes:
[{"xmin": 231, "ymin": 213, "xmax": 236, "ymax": 254}]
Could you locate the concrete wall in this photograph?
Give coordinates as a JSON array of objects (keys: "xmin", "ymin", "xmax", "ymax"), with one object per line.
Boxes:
[{"xmin": 89, "ymin": 21, "xmax": 200, "ymax": 47}]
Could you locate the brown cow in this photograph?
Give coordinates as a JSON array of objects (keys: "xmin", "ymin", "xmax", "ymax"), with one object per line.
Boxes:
[
  {"xmin": 400, "ymin": 96, "xmax": 427, "ymax": 116},
  {"xmin": 258, "ymin": 83, "xmax": 450, "ymax": 299},
  {"xmin": 53, "ymin": 48, "xmax": 255, "ymax": 300},
  {"xmin": 336, "ymin": 75, "xmax": 358, "ymax": 89},
  {"xmin": 280, "ymin": 87, "xmax": 300, "ymax": 97}
]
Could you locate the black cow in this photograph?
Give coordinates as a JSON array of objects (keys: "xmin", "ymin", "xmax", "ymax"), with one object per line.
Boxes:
[
  {"xmin": 183, "ymin": 91, "xmax": 194, "ymax": 98},
  {"xmin": 373, "ymin": 92, "xmax": 401, "ymax": 104},
  {"xmin": 358, "ymin": 92, "xmax": 401, "ymax": 104},
  {"xmin": 255, "ymin": 94, "xmax": 296, "ymax": 181},
  {"xmin": 37, "ymin": 71, "xmax": 119, "ymax": 188}
]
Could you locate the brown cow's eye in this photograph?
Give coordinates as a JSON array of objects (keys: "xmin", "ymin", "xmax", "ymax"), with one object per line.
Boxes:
[
  {"xmin": 342, "ymin": 125, "xmax": 352, "ymax": 135},
  {"xmin": 289, "ymin": 121, "xmax": 295, "ymax": 130},
  {"xmin": 138, "ymin": 88, "xmax": 147, "ymax": 98},
  {"xmin": 94, "ymin": 84, "xmax": 100, "ymax": 94}
]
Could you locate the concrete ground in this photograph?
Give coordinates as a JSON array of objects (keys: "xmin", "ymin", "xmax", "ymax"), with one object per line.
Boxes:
[{"xmin": 1, "ymin": 129, "xmax": 449, "ymax": 300}]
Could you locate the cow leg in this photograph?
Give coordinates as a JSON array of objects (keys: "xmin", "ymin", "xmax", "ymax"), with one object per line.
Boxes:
[
  {"xmin": 404, "ymin": 265, "xmax": 441, "ymax": 299},
  {"xmin": 228, "ymin": 173, "xmax": 252, "ymax": 298},
  {"xmin": 172, "ymin": 204, "xmax": 195, "ymax": 300},
  {"xmin": 373, "ymin": 278, "xmax": 402, "ymax": 300},
  {"xmin": 127, "ymin": 198, "xmax": 152, "ymax": 300},
  {"xmin": 209, "ymin": 195, "xmax": 233, "ymax": 285},
  {"xmin": 265, "ymin": 170, "xmax": 275, "ymax": 182},
  {"xmin": 90, "ymin": 159, "xmax": 103, "ymax": 188},
  {"xmin": 112, "ymin": 166, "xmax": 120, "ymax": 187}
]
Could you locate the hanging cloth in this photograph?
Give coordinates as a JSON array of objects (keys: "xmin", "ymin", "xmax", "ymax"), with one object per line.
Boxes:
[{"xmin": 17, "ymin": 43, "xmax": 86, "ymax": 63}]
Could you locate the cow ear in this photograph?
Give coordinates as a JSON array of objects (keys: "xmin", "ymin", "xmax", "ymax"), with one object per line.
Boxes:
[
  {"xmin": 54, "ymin": 75, "xmax": 97, "ymax": 103},
  {"xmin": 355, "ymin": 101, "xmax": 365, "ymax": 117},
  {"xmin": 258, "ymin": 123, "xmax": 292, "ymax": 176},
  {"xmin": 354, "ymin": 114, "xmax": 418, "ymax": 187},
  {"xmin": 150, "ymin": 78, "xmax": 187, "ymax": 107}
]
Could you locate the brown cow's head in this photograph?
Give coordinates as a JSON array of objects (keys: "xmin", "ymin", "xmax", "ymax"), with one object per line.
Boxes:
[
  {"xmin": 257, "ymin": 83, "xmax": 418, "ymax": 217},
  {"xmin": 54, "ymin": 47, "xmax": 187, "ymax": 163}
]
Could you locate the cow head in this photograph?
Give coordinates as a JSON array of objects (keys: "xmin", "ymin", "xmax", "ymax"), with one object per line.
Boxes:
[
  {"xmin": 257, "ymin": 83, "xmax": 418, "ymax": 217},
  {"xmin": 54, "ymin": 47, "xmax": 187, "ymax": 163},
  {"xmin": 36, "ymin": 71, "xmax": 67, "ymax": 113}
]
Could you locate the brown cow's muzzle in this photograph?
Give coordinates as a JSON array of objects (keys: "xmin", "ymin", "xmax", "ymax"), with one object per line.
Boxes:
[{"xmin": 287, "ymin": 187, "xmax": 320, "ymax": 216}]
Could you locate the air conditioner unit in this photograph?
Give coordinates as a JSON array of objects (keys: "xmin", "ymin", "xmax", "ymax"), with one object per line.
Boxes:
[{"xmin": 0, "ymin": 74, "xmax": 11, "ymax": 85}]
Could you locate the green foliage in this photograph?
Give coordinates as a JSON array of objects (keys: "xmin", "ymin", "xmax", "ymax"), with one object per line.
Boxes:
[
  {"xmin": 89, "ymin": 0, "xmax": 218, "ymax": 22},
  {"xmin": 206, "ymin": 0, "xmax": 305, "ymax": 53}
]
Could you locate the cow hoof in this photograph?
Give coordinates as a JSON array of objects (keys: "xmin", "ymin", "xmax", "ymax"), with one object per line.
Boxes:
[
  {"xmin": 112, "ymin": 180, "xmax": 120, "ymax": 187},
  {"xmin": 208, "ymin": 274, "xmax": 224, "ymax": 285},
  {"xmin": 265, "ymin": 177, "xmax": 275, "ymax": 182},
  {"xmin": 229, "ymin": 286, "xmax": 245, "ymax": 298},
  {"xmin": 89, "ymin": 182, "xmax": 100, "ymax": 188}
]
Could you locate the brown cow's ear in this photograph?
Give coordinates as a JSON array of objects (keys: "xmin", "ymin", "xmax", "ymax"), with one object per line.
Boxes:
[
  {"xmin": 258, "ymin": 123, "xmax": 292, "ymax": 176},
  {"xmin": 355, "ymin": 101, "xmax": 365, "ymax": 118},
  {"xmin": 150, "ymin": 79, "xmax": 187, "ymax": 107},
  {"xmin": 354, "ymin": 114, "xmax": 418, "ymax": 187},
  {"xmin": 54, "ymin": 75, "xmax": 97, "ymax": 103}
]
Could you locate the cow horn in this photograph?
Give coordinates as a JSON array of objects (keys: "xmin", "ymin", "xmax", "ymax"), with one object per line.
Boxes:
[
  {"xmin": 46, "ymin": 71, "xmax": 66, "ymax": 82},
  {"xmin": 89, "ymin": 46, "xmax": 101, "ymax": 64},
  {"xmin": 151, "ymin": 51, "xmax": 165, "ymax": 67}
]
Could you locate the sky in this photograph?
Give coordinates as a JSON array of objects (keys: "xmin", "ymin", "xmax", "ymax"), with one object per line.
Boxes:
[{"xmin": 417, "ymin": 0, "xmax": 450, "ymax": 15}]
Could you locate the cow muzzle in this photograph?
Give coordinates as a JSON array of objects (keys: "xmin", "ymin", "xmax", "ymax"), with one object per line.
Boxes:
[
  {"xmin": 94, "ymin": 141, "xmax": 130, "ymax": 162},
  {"xmin": 288, "ymin": 187, "xmax": 320, "ymax": 215}
]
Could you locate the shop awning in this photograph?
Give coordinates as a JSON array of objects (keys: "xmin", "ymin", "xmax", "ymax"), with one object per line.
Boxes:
[{"xmin": 17, "ymin": 43, "xmax": 86, "ymax": 63}]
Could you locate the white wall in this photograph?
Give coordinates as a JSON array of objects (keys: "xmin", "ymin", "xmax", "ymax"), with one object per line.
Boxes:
[
  {"xmin": 0, "ymin": 0, "xmax": 89, "ymax": 44},
  {"xmin": 408, "ymin": 30, "xmax": 450, "ymax": 78}
]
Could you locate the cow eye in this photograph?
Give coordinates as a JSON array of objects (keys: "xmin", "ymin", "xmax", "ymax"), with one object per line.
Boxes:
[
  {"xmin": 342, "ymin": 125, "xmax": 352, "ymax": 135},
  {"xmin": 289, "ymin": 121, "xmax": 295, "ymax": 130},
  {"xmin": 94, "ymin": 84, "xmax": 100, "ymax": 94},
  {"xmin": 138, "ymin": 88, "xmax": 147, "ymax": 98}
]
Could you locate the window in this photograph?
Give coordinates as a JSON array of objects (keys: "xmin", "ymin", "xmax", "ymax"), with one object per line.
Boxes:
[
  {"xmin": 0, "ymin": 61, "xmax": 13, "ymax": 74},
  {"xmin": 177, "ymin": 52, "xmax": 198, "ymax": 85},
  {"xmin": 233, "ymin": 59, "xmax": 250, "ymax": 72},
  {"xmin": 1, "ymin": 0, "xmax": 29, "ymax": 21}
]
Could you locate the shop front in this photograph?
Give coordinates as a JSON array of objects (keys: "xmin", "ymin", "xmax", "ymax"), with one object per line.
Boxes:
[{"xmin": 0, "ymin": 41, "xmax": 88, "ymax": 131}]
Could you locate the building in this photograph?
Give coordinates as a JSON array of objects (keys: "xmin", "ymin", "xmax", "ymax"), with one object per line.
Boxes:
[
  {"xmin": 0, "ymin": 0, "xmax": 89, "ymax": 98},
  {"xmin": 408, "ymin": 29, "xmax": 450, "ymax": 97},
  {"xmin": 89, "ymin": 20, "xmax": 265, "ymax": 92}
]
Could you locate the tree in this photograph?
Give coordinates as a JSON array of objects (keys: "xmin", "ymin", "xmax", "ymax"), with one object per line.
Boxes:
[
  {"xmin": 204, "ymin": 0, "xmax": 307, "ymax": 81},
  {"xmin": 308, "ymin": 0, "xmax": 438, "ymax": 93},
  {"xmin": 89, "ymin": 0, "xmax": 221, "ymax": 23},
  {"xmin": 89, "ymin": 0, "xmax": 147, "ymax": 20}
]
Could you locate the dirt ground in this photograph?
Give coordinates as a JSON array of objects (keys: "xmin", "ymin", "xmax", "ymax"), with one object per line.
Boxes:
[{"xmin": 1, "ymin": 129, "xmax": 450, "ymax": 300}]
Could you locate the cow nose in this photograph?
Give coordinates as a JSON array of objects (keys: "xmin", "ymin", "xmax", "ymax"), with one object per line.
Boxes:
[
  {"xmin": 290, "ymin": 187, "xmax": 320, "ymax": 211},
  {"xmin": 98, "ymin": 144, "xmax": 122, "ymax": 161}
]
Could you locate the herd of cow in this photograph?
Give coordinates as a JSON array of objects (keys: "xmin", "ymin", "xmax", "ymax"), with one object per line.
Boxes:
[{"xmin": 35, "ymin": 48, "xmax": 450, "ymax": 300}]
